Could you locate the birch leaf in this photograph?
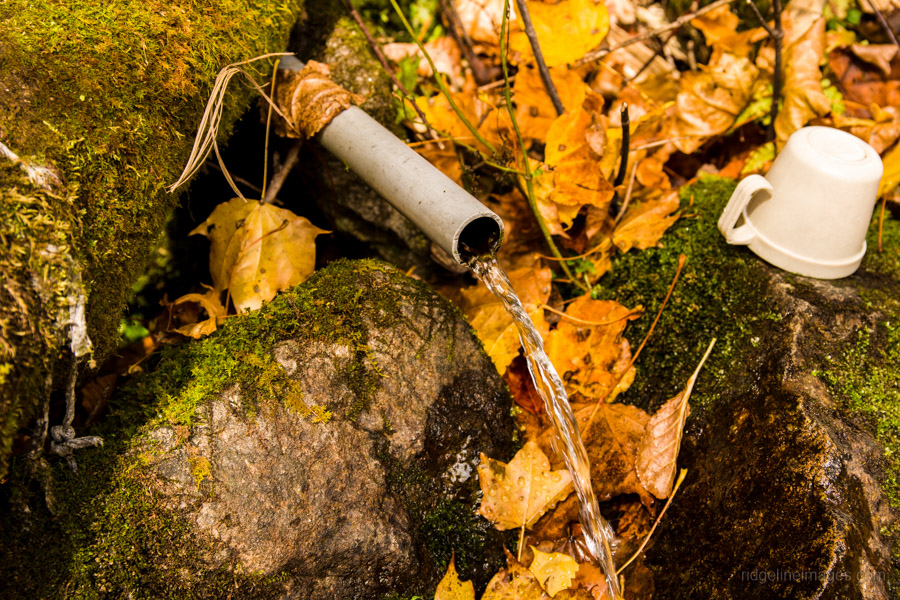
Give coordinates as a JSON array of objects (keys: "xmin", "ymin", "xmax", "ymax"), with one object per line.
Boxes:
[
  {"xmin": 528, "ymin": 547, "xmax": 579, "ymax": 596},
  {"xmin": 636, "ymin": 339, "xmax": 716, "ymax": 498},
  {"xmin": 478, "ymin": 441, "xmax": 574, "ymax": 530},
  {"xmin": 435, "ymin": 557, "xmax": 476, "ymax": 600},
  {"xmin": 190, "ymin": 198, "xmax": 328, "ymax": 312}
]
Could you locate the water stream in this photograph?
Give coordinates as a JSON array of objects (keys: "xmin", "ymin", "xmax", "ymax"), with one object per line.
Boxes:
[{"xmin": 469, "ymin": 256, "xmax": 621, "ymax": 599}]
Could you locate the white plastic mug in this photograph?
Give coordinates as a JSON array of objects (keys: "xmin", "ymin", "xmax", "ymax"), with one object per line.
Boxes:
[{"xmin": 718, "ymin": 126, "xmax": 883, "ymax": 279}]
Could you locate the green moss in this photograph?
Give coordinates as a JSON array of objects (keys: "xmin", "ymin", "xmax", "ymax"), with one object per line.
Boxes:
[
  {"xmin": 0, "ymin": 0, "xmax": 305, "ymax": 477},
  {"xmin": 595, "ymin": 175, "xmax": 773, "ymax": 415},
  {"xmin": 188, "ymin": 455, "xmax": 213, "ymax": 491}
]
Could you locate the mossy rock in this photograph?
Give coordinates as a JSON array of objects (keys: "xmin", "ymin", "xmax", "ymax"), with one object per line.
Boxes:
[
  {"xmin": 0, "ymin": 0, "xmax": 311, "ymax": 478},
  {"xmin": 0, "ymin": 259, "xmax": 515, "ymax": 599},
  {"xmin": 595, "ymin": 176, "xmax": 900, "ymax": 598}
]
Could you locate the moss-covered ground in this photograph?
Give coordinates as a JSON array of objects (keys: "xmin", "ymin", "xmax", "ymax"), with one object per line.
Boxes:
[
  {"xmin": 0, "ymin": 0, "xmax": 304, "ymax": 477},
  {"xmin": 597, "ymin": 176, "xmax": 900, "ymax": 514}
]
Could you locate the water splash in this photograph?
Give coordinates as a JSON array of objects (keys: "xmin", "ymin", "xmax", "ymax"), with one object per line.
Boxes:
[{"xmin": 470, "ymin": 256, "xmax": 621, "ymax": 599}]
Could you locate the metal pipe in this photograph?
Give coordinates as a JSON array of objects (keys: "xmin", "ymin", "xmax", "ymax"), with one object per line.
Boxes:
[{"xmin": 279, "ymin": 56, "xmax": 503, "ymax": 265}]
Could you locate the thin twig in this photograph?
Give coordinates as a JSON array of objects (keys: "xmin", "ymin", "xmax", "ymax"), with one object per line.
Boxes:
[
  {"xmin": 263, "ymin": 141, "xmax": 303, "ymax": 203},
  {"xmin": 614, "ymin": 162, "xmax": 639, "ymax": 227},
  {"xmin": 578, "ymin": 0, "xmax": 737, "ymax": 65},
  {"xmin": 261, "ymin": 58, "xmax": 281, "ymax": 201},
  {"xmin": 616, "ymin": 469, "xmax": 689, "ymax": 574},
  {"xmin": 344, "ymin": 0, "xmax": 441, "ymax": 141},
  {"xmin": 746, "ymin": 0, "xmax": 784, "ymax": 142},
  {"xmin": 515, "ymin": 0, "xmax": 565, "ymax": 116},
  {"xmin": 860, "ymin": 0, "xmax": 900, "ymax": 49},
  {"xmin": 542, "ymin": 304, "xmax": 643, "ymax": 327},
  {"xmin": 497, "ymin": 2, "xmax": 586, "ymax": 291},
  {"xmin": 441, "ymin": 0, "xmax": 498, "ymax": 85},
  {"xmin": 389, "ymin": 0, "xmax": 498, "ymax": 154},
  {"xmin": 614, "ymin": 104, "xmax": 631, "ymax": 187}
]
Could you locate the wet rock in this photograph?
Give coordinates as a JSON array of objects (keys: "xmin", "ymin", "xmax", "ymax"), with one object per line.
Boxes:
[
  {"xmin": 0, "ymin": 260, "xmax": 515, "ymax": 599},
  {"xmin": 597, "ymin": 177, "xmax": 899, "ymax": 599}
]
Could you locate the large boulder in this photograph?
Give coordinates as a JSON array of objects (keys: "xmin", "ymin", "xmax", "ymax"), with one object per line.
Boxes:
[
  {"xmin": 596, "ymin": 177, "xmax": 900, "ymax": 598},
  {"xmin": 0, "ymin": 0, "xmax": 310, "ymax": 478},
  {"xmin": 0, "ymin": 260, "xmax": 516, "ymax": 599}
]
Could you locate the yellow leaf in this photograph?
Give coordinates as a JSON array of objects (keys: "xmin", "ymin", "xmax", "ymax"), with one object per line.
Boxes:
[
  {"xmin": 528, "ymin": 547, "xmax": 579, "ymax": 596},
  {"xmin": 461, "ymin": 261, "xmax": 551, "ymax": 374},
  {"xmin": 190, "ymin": 198, "xmax": 328, "ymax": 313},
  {"xmin": 775, "ymin": 16, "xmax": 832, "ymax": 146},
  {"xmin": 637, "ymin": 339, "xmax": 715, "ymax": 498},
  {"xmin": 691, "ymin": 3, "xmax": 739, "ymax": 46},
  {"xmin": 880, "ymin": 141, "xmax": 900, "ymax": 197},
  {"xmin": 170, "ymin": 288, "xmax": 227, "ymax": 339},
  {"xmin": 482, "ymin": 551, "xmax": 545, "ymax": 600},
  {"xmin": 435, "ymin": 557, "xmax": 476, "ymax": 600},
  {"xmin": 477, "ymin": 440, "xmax": 574, "ymax": 530},
  {"xmin": 612, "ymin": 189, "xmax": 681, "ymax": 253},
  {"xmin": 545, "ymin": 296, "xmax": 640, "ymax": 400},
  {"xmin": 510, "ymin": 0, "xmax": 610, "ymax": 67},
  {"xmin": 513, "ymin": 64, "xmax": 592, "ymax": 140}
]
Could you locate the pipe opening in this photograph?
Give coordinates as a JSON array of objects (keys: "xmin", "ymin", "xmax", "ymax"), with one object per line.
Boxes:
[{"xmin": 457, "ymin": 216, "xmax": 503, "ymax": 263}]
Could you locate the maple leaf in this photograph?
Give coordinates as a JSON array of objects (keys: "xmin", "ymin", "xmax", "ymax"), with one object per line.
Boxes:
[
  {"xmin": 509, "ymin": 0, "xmax": 610, "ymax": 67},
  {"xmin": 545, "ymin": 296, "xmax": 640, "ymax": 400},
  {"xmin": 637, "ymin": 339, "xmax": 715, "ymax": 498},
  {"xmin": 169, "ymin": 287, "xmax": 227, "ymax": 339},
  {"xmin": 529, "ymin": 547, "xmax": 579, "ymax": 596},
  {"xmin": 190, "ymin": 198, "xmax": 328, "ymax": 313},
  {"xmin": 482, "ymin": 550, "xmax": 545, "ymax": 600},
  {"xmin": 461, "ymin": 259, "xmax": 551, "ymax": 374},
  {"xmin": 435, "ymin": 557, "xmax": 476, "ymax": 600},
  {"xmin": 276, "ymin": 60, "xmax": 358, "ymax": 139},
  {"xmin": 612, "ymin": 189, "xmax": 680, "ymax": 253},
  {"xmin": 477, "ymin": 440, "xmax": 574, "ymax": 530}
]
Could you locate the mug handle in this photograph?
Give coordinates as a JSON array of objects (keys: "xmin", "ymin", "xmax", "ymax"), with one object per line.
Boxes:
[{"xmin": 717, "ymin": 174, "xmax": 772, "ymax": 245}]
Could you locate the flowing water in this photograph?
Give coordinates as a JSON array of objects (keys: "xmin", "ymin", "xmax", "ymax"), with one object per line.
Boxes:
[{"xmin": 469, "ymin": 256, "xmax": 621, "ymax": 599}]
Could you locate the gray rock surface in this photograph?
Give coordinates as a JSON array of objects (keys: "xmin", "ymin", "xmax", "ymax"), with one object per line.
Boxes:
[{"xmin": 0, "ymin": 260, "xmax": 515, "ymax": 599}]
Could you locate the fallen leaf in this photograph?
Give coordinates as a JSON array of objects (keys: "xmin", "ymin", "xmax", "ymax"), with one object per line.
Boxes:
[
  {"xmin": 670, "ymin": 52, "xmax": 759, "ymax": 153},
  {"xmin": 612, "ymin": 190, "xmax": 680, "ymax": 253},
  {"xmin": 478, "ymin": 440, "xmax": 574, "ymax": 530},
  {"xmin": 691, "ymin": 3, "xmax": 739, "ymax": 46},
  {"xmin": 880, "ymin": 140, "xmax": 900, "ymax": 197},
  {"xmin": 775, "ymin": 15, "xmax": 832, "ymax": 146},
  {"xmin": 636, "ymin": 339, "xmax": 715, "ymax": 498},
  {"xmin": 455, "ymin": 0, "xmax": 515, "ymax": 46},
  {"xmin": 504, "ymin": 355, "xmax": 545, "ymax": 416},
  {"xmin": 276, "ymin": 60, "xmax": 358, "ymax": 139},
  {"xmin": 513, "ymin": 64, "xmax": 594, "ymax": 140},
  {"xmin": 435, "ymin": 557, "xmax": 476, "ymax": 600},
  {"xmin": 383, "ymin": 36, "xmax": 464, "ymax": 87},
  {"xmin": 461, "ymin": 259, "xmax": 552, "ymax": 374},
  {"xmin": 850, "ymin": 43, "xmax": 898, "ymax": 77},
  {"xmin": 829, "ymin": 45, "xmax": 900, "ymax": 109},
  {"xmin": 169, "ymin": 287, "xmax": 227, "ymax": 339},
  {"xmin": 545, "ymin": 296, "xmax": 640, "ymax": 400},
  {"xmin": 482, "ymin": 551, "xmax": 545, "ymax": 600},
  {"xmin": 509, "ymin": 0, "xmax": 610, "ymax": 67},
  {"xmin": 190, "ymin": 198, "xmax": 328, "ymax": 312},
  {"xmin": 529, "ymin": 547, "xmax": 579, "ymax": 596}
]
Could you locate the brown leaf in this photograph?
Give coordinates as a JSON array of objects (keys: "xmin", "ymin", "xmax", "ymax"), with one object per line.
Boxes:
[
  {"xmin": 482, "ymin": 550, "xmax": 545, "ymax": 600},
  {"xmin": 670, "ymin": 52, "xmax": 759, "ymax": 153},
  {"xmin": 383, "ymin": 36, "xmax": 464, "ymax": 87},
  {"xmin": 636, "ymin": 339, "xmax": 715, "ymax": 498},
  {"xmin": 612, "ymin": 189, "xmax": 680, "ymax": 253},
  {"xmin": 435, "ymin": 557, "xmax": 476, "ymax": 600},
  {"xmin": 504, "ymin": 355, "xmax": 545, "ymax": 416},
  {"xmin": 775, "ymin": 15, "xmax": 832, "ymax": 146},
  {"xmin": 477, "ymin": 440, "xmax": 574, "ymax": 530},
  {"xmin": 830, "ymin": 46, "xmax": 900, "ymax": 108},
  {"xmin": 850, "ymin": 43, "xmax": 899, "ymax": 77},
  {"xmin": 275, "ymin": 60, "xmax": 358, "ymax": 139},
  {"xmin": 190, "ymin": 198, "xmax": 328, "ymax": 312}
]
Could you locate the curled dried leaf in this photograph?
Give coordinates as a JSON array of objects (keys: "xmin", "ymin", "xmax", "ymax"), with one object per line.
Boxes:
[{"xmin": 276, "ymin": 60, "xmax": 360, "ymax": 139}]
